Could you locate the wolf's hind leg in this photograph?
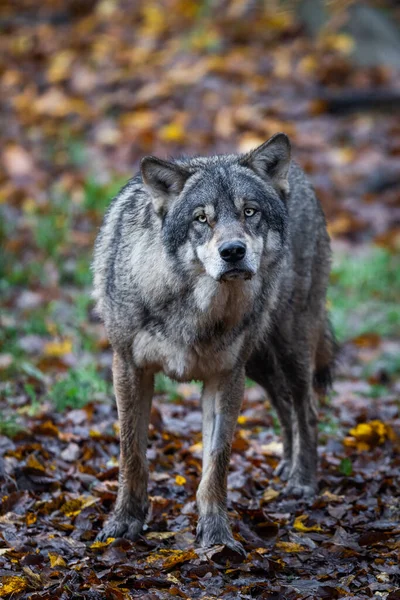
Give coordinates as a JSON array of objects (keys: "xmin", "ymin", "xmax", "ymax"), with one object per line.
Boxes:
[
  {"xmin": 97, "ymin": 352, "xmax": 154, "ymax": 541},
  {"xmin": 196, "ymin": 369, "xmax": 246, "ymax": 556},
  {"xmin": 246, "ymin": 353, "xmax": 294, "ymax": 481},
  {"xmin": 282, "ymin": 356, "xmax": 318, "ymax": 499}
]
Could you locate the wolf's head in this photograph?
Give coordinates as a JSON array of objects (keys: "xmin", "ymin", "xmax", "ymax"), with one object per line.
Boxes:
[{"xmin": 141, "ymin": 133, "xmax": 290, "ymax": 283}]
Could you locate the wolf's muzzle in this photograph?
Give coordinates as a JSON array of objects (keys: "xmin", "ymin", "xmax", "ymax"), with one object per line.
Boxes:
[{"xmin": 219, "ymin": 240, "xmax": 246, "ymax": 263}]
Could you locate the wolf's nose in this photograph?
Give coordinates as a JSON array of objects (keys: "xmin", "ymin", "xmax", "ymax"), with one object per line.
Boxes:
[{"xmin": 219, "ymin": 240, "xmax": 246, "ymax": 263}]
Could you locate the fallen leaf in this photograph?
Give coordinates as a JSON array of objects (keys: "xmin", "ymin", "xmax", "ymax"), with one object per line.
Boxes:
[
  {"xmin": 294, "ymin": 515, "xmax": 323, "ymax": 533},
  {"xmin": 261, "ymin": 488, "xmax": 280, "ymax": 504},
  {"xmin": 345, "ymin": 420, "xmax": 394, "ymax": 450},
  {"xmin": 48, "ymin": 553, "xmax": 67, "ymax": 568},
  {"xmin": 0, "ymin": 576, "xmax": 27, "ymax": 597},
  {"xmin": 276, "ymin": 541, "xmax": 307, "ymax": 553},
  {"xmin": 43, "ymin": 339, "xmax": 73, "ymax": 357}
]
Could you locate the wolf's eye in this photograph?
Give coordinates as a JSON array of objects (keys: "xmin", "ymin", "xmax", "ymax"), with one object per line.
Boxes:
[
  {"xmin": 196, "ymin": 214, "xmax": 207, "ymax": 224},
  {"xmin": 244, "ymin": 208, "xmax": 256, "ymax": 218}
]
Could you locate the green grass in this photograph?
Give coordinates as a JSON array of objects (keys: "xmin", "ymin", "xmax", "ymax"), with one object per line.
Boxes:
[
  {"xmin": 154, "ymin": 374, "xmax": 181, "ymax": 401},
  {"xmin": 0, "ymin": 307, "xmax": 49, "ymax": 361},
  {"xmin": 50, "ymin": 365, "xmax": 109, "ymax": 411},
  {"xmin": 0, "ymin": 412, "xmax": 22, "ymax": 438},
  {"xmin": 361, "ymin": 384, "xmax": 389, "ymax": 399},
  {"xmin": 318, "ymin": 418, "xmax": 339, "ymax": 436},
  {"xmin": 328, "ymin": 247, "xmax": 400, "ymax": 342},
  {"xmin": 362, "ymin": 351, "xmax": 400, "ymax": 380},
  {"xmin": 33, "ymin": 203, "xmax": 71, "ymax": 259},
  {"xmin": 339, "ymin": 457, "xmax": 353, "ymax": 477},
  {"xmin": 60, "ymin": 256, "xmax": 93, "ymax": 288},
  {"xmin": 83, "ymin": 176, "xmax": 128, "ymax": 215}
]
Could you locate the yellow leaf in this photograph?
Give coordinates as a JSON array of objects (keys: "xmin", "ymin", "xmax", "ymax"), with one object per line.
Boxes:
[
  {"xmin": 298, "ymin": 55, "xmax": 317, "ymax": 75},
  {"xmin": 237, "ymin": 415, "xmax": 248, "ymax": 425},
  {"xmin": 90, "ymin": 537, "xmax": 115, "ymax": 549},
  {"xmin": 43, "ymin": 339, "xmax": 72, "ymax": 357},
  {"xmin": 60, "ymin": 498, "xmax": 82, "ymax": 517},
  {"xmin": 163, "ymin": 549, "xmax": 196, "ymax": 569},
  {"xmin": 159, "ymin": 122, "xmax": 185, "ymax": 143},
  {"xmin": 48, "ymin": 553, "xmax": 67, "ymax": 568},
  {"xmin": 324, "ymin": 33, "xmax": 355, "ymax": 55},
  {"xmin": 175, "ymin": 475, "xmax": 186, "ymax": 486},
  {"xmin": 141, "ymin": 4, "xmax": 166, "ymax": 36},
  {"xmin": 276, "ymin": 541, "xmax": 307, "ymax": 553},
  {"xmin": 47, "ymin": 50, "xmax": 74, "ymax": 83},
  {"xmin": 347, "ymin": 420, "xmax": 393, "ymax": 450},
  {"xmin": 34, "ymin": 420, "xmax": 59, "ymax": 437},
  {"xmin": 0, "ymin": 576, "xmax": 27, "ymax": 597},
  {"xmin": 26, "ymin": 454, "xmax": 45, "ymax": 472},
  {"xmin": 146, "ymin": 548, "xmax": 196, "ymax": 568},
  {"xmin": 60, "ymin": 495, "xmax": 98, "ymax": 518},
  {"xmin": 261, "ymin": 488, "xmax": 280, "ymax": 504},
  {"xmin": 26, "ymin": 512, "xmax": 37, "ymax": 526},
  {"xmin": 264, "ymin": 12, "xmax": 294, "ymax": 30},
  {"xmin": 293, "ymin": 514, "xmax": 323, "ymax": 533},
  {"xmin": 121, "ymin": 110, "xmax": 155, "ymax": 130}
]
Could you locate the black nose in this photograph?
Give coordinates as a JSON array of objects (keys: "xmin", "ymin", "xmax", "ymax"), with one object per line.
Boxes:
[{"xmin": 219, "ymin": 240, "xmax": 246, "ymax": 263}]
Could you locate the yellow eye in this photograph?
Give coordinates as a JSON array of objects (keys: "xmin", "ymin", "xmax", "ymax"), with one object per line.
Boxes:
[
  {"xmin": 196, "ymin": 214, "xmax": 207, "ymax": 223},
  {"xmin": 244, "ymin": 208, "xmax": 256, "ymax": 217}
]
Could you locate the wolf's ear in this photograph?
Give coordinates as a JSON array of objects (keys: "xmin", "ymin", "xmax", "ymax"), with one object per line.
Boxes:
[
  {"xmin": 240, "ymin": 133, "xmax": 291, "ymax": 198},
  {"xmin": 141, "ymin": 156, "xmax": 191, "ymax": 216}
]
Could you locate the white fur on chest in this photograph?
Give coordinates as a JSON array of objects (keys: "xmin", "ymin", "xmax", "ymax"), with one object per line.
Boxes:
[
  {"xmin": 132, "ymin": 329, "xmax": 244, "ymax": 381},
  {"xmin": 132, "ymin": 274, "xmax": 260, "ymax": 380}
]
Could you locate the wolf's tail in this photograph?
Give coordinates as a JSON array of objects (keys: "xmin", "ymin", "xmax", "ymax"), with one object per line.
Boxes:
[{"xmin": 313, "ymin": 317, "xmax": 338, "ymax": 394}]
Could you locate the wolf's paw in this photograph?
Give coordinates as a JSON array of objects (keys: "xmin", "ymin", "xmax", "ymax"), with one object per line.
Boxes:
[
  {"xmin": 214, "ymin": 538, "xmax": 246, "ymax": 560},
  {"xmin": 284, "ymin": 478, "xmax": 316, "ymax": 500},
  {"xmin": 274, "ymin": 458, "xmax": 291, "ymax": 481},
  {"xmin": 96, "ymin": 515, "xmax": 143, "ymax": 542},
  {"xmin": 196, "ymin": 515, "xmax": 246, "ymax": 558}
]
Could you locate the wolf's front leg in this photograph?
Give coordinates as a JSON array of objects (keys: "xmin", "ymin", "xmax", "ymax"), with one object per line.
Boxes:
[
  {"xmin": 97, "ymin": 352, "xmax": 154, "ymax": 541},
  {"xmin": 196, "ymin": 368, "xmax": 246, "ymax": 555}
]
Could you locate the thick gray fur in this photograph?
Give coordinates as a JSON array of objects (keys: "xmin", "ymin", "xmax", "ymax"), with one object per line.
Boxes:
[{"xmin": 92, "ymin": 133, "xmax": 335, "ymax": 554}]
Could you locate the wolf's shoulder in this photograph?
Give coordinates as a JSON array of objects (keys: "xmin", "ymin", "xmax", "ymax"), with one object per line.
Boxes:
[
  {"xmin": 288, "ymin": 161, "xmax": 314, "ymax": 195},
  {"xmin": 107, "ymin": 173, "xmax": 146, "ymax": 212},
  {"xmin": 98, "ymin": 173, "xmax": 153, "ymax": 234},
  {"xmin": 287, "ymin": 161, "xmax": 323, "ymax": 216}
]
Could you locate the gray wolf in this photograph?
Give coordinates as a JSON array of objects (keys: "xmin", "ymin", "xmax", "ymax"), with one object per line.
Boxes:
[{"xmin": 92, "ymin": 133, "xmax": 335, "ymax": 554}]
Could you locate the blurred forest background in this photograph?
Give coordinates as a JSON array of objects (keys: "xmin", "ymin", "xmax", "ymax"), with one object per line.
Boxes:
[{"xmin": 0, "ymin": 1, "xmax": 400, "ymax": 598}]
